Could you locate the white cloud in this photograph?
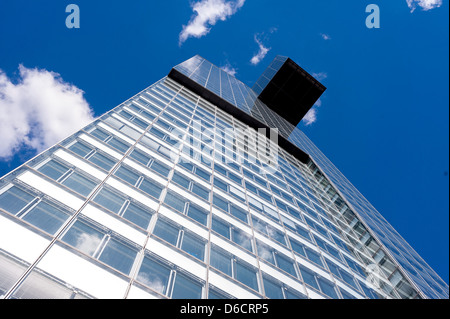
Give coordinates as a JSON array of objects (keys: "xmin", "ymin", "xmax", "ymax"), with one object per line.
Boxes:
[
  {"xmin": 250, "ymin": 35, "xmax": 270, "ymax": 65},
  {"xmin": 0, "ymin": 65, "xmax": 95, "ymax": 160},
  {"xmin": 302, "ymin": 99, "xmax": 322, "ymax": 126},
  {"xmin": 312, "ymin": 72, "xmax": 328, "ymax": 82},
  {"xmin": 406, "ymin": 0, "xmax": 443, "ymax": 12},
  {"xmin": 179, "ymin": 0, "xmax": 246, "ymax": 45},
  {"xmin": 220, "ymin": 63, "xmax": 237, "ymax": 76},
  {"xmin": 320, "ymin": 33, "xmax": 331, "ymax": 40}
]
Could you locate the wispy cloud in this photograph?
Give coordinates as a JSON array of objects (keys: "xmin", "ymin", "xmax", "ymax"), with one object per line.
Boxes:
[
  {"xmin": 302, "ymin": 99, "xmax": 322, "ymax": 126},
  {"xmin": 0, "ymin": 65, "xmax": 95, "ymax": 160},
  {"xmin": 250, "ymin": 34, "xmax": 270, "ymax": 65},
  {"xmin": 406, "ymin": 0, "xmax": 443, "ymax": 12},
  {"xmin": 179, "ymin": 0, "xmax": 246, "ymax": 45},
  {"xmin": 220, "ymin": 63, "xmax": 237, "ymax": 76},
  {"xmin": 312, "ymin": 72, "xmax": 328, "ymax": 82},
  {"xmin": 320, "ymin": 33, "xmax": 331, "ymax": 40}
]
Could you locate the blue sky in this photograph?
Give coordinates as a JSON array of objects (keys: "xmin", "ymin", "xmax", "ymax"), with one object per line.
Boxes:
[{"xmin": 0, "ymin": 0, "xmax": 448, "ymax": 284}]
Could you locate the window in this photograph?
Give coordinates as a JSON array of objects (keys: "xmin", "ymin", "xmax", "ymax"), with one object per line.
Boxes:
[
  {"xmin": 153, "ymin": 218, "xmax": 205, "ymax": 261},
  {"xmin": 314, "ymin": 235, "xmax": 343, "ymax": 262},
  {"xmin": 211, "ymin": 217, "xmax": 253, "ymax": 252},
  {"xmin": 289, "ymin": 239, "xmax": 307, "ymax": 258},
  {"xmin": 120, "ymin": 111, "xmax": 150, "ymax": 130},
  {"xmin": 212, "ymin": 217, "xmax": 231, "ymax": 239},
  {"xmin": 197, "ymin": 161, "xmax": 213, "ymax": 176},
  {"xmin": 212, "ymin": 194, "xmax": 248, "ymax": 224},
  {"xmin": 286, "ymin": 206, "xmax": 301, "ymax": 219},
  {"xmin": 0, "ymin": 186, "xmax": 35, "ymax": 215},
  {"xmin": 37, "ymin": 159, "xmax": 98, "ymax": 197},
  {"xmin": 0, "ymin": 186, "xmax": 71, "ymax": 237},
  {"xmin": 122, "ymin": 202, "xmax": 153, "ymax": 230},
  {"xmin": 255, "ymin": 240, "xmax": 275, "ymax": 264},
  {"xmin": 359, "ymin": 281, "xmax": 380, "ymax": 299},
  {"xmin": 88, "ymin": 152, "xmax": 116, "ymax": 171},
  {"xmin": 263, "ymin": 277, "xmax": 284, "ymax": 299},
  {"xmin": 89, "ymin": 126, "xmax": 131, "ymax": 153},
  {"xmin": 208, "ymin": 289, "xmax": 232, "ymax": 299},
  {"xmin": 164, "ymin": 192, "xmax": 186, "ymax": 213},
  {"xmin": 228, "ymin": 172, "xmax": 242, "ymax": 185},
  {"xmin": 138, "ymin": 179, "xmax": 163, "ymax": 199},
  {"xmin": 252, "ymin": 216, "xmax": 286, "ymax": 245},
  {"xmin": 340, "ymin": 271, "xmax": 358, "ymax": 291},
  {"xmin": 214, "ymin": 177, "xmax": 228, "ymax": 192},
  {"xmin": 214, "ymin": 164, "xmax": 242, "ymax": 185},
  {"xmin": 178, "ymin": 159, "xmax": 211, "ymax": 181},
  {"xmin": 263, "ymin": 274, "xmax": 307, "ymax": 299},
  {"xmin": 68, "ymin": 140, "xmax": 116, "ymax": 171},
  {"xmin": 68, "ymin": 141, "xmax": 92, "ymax": 157},
  {"xmin": 93, "ymin": 188, "xmax": 125, "ymax": 214},
  {"xmin": 232, "ymin": 228, "xmax": 253, "ymax": 252},
  {"xmin": 61, "ymin": 219, "xmax": 139, "ymax": 276},
  {"xmin": 98, "ymin": 238, "xmax": 138, "ymax": 275},
  {"xmin": 267, "ymin": 226, "xmax": 286, "ymax": 246},
  {"xmin": 141, "ymin": 136, "xmax": 175, "ymax": 161},
  {"xmin": 172, "ymin": 274, "xmax": 203, "ymax": 299},
  {"xmin": 230, "ymin": 205, "xmax": 248, "ymax": 223},
  {"xmin": 172, "ymin": 171, "xmax": 210, "ymax": 202},
  {"xmin": 275, "ymin": 255, "xmax": 297, "ymax": 277},
  {"xmin": 244, "ymin": 181, "xmax": 272, "ymax": 204},
  {"xmin": 252, "ymin": 216, "xmax": 268, "ymax": 235},
  {"xmin": 340, "ymin": 288, "xmax": 357, "ymax": 299},
  {"xmin": 285, "ymin": 289, "xmax": 307, "ymax": 299},
  {"xmin": 235, "ymin": 261, "xmax": 258, "ymax": 292},
  {"xmin": 192, "ymin": 184, "xmax": 209, "ymax": 201},
  {"xmin": 61, "ymin": 172, "xmax": 97, "ymax": 197},
  {"xmin": 317, "ymin": 278, "xmax": 339, "ymax": 299},
  {"xmin": 163, "ymin": 192, "xmax": 209, "ymax": 226},
  {"xmin": 295, "ymin": 225, "xmax": 312, "ymax": 242},
  {"xmin": 153, "ymin": 219, "xmax": 179, "ymax": 246},
  {"xmin": 107, "ymin": 137, "xmax": 130, "ymax": 153},
  {"xmin": 22, "ymin": 201, "xmax": 71, "ymax": 235},
  {"xmin": 180, "ymin": 233, "xmax": 205, "ymax": 261},
  {"xmin": 326, "ymin": 259, "xmax": 359, "ymax": 291},
  {"xmin": 186, "ymin": 205, "xmax": 208, "ymax": 226},
  {"xmin": 332, "ymin": 234, "xmax": 351, "ymax": 253},
  {"xmin": 210, "ymin": 247, "xmax": 232, "ymax": 276},
  {"xmin": 150, "ymin": 160, "xmax": 171, "ymax": 177},
  {"xmin": 94, "ymin": 187, "xmax": 154, "ymax": 229},
  {"xmin": 305, "ymin": 248, "xmax": 324, "ymax": 267},
  {"xmin": 114, "ymin": 166, "xmax": 140, "ymax": 186},
  {"xmin": 299, "ymin": 266, "xmax": 319, "ymax": 290},
  {"xmin": 137, "ymin": 255, "xmax": 171, "ymax": 295},
  {"xmin": 38, "ymin": 160, "xmax": 70, "ymax": 180},
  {"xmin": 212, "ymin": 194, "xmax": 228, "ymax": 212},
  {"xmin": 243, "ymin": 168, "xmax": 267, "ymax": 187},
  {"xmin": 299, "ymin": 265, "xmax": 339, "ymax": 298},
  {"xmin": 90, "ymin": 128, "xmax": 109, "ymax": 141},
  {"xmin": 62, "ymin": 220, "xmax": 103, "ymax": 256},
  {"xmin": 344, "ymin": 256, "xmax": 366, "ymax": 277},
  {"xmin": 130, "ymin": 149, "xmax": 151, "ymax": 166}
]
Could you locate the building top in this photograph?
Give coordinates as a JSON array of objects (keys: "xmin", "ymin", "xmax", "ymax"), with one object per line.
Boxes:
[
  {"xmin": 253, "ymin": 56, "xmax": 326, "ymax": 126},
  {"xmin": 168, "ymin": 55, "xmax": 311, "ymax": 164},
  {"xmin": 168, "ymin": 55, "xmax": 326, "ymax": 164}
]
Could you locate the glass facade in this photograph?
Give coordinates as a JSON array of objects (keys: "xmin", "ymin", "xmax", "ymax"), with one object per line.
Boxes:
[{"xmin": 0, "ymin": 56, "xmax": 448, "ymax": 299}]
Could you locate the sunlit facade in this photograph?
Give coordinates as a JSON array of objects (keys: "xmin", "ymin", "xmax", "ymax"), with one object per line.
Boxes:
[{"xmin": 0, "ymin": 56, "xmax": 448, "ymax": 299}]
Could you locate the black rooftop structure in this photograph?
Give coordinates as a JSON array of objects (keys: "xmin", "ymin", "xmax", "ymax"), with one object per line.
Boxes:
[{"xmin": 254, "ymin": 57, "xmax": 327, "ymax": 126}]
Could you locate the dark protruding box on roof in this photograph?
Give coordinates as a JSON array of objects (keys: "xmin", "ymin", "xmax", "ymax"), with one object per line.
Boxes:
[{"xmin": 253, "ymin": 57, "xmax": 326, "ymax": 126}]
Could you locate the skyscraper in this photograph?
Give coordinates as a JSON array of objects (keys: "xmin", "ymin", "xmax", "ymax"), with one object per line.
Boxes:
[{"xmin": 0, "ymin": 55, "xmax": 447, "ymax": 300}]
